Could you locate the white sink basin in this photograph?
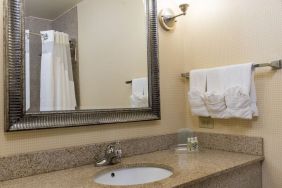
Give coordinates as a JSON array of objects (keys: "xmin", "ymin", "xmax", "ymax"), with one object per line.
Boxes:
[{"xmin": 94, "ymin": 164, "xmax": 173, "ymax": 186}]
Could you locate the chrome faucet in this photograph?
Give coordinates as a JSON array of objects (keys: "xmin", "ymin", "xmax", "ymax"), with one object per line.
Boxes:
[{"xmin": 95, "ymin": 142, "xmax": 122, "ymax": 167}]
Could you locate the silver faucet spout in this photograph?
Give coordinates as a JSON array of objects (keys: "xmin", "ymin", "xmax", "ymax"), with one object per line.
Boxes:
[
  {"xmin": 95, "ymin": 159, "xmax": 109, "ymax": 167},
  {"xmin": 95, "ymin": 142, "xmax": 122, "ymax": 167}
]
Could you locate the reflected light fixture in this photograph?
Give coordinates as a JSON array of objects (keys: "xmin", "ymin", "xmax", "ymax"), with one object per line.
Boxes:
[{"xmin": 159, "ymin": 0, "xmax": 190, "ymax": 31}]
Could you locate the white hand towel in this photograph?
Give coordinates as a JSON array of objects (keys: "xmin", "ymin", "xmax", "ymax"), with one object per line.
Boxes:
[
  {"xmin": 130, "ymin": 78, "xmax": 148, "ymax": 108},
  {"xmin": 131, "ymin": 93, "xmax": 148, "ymax": 108},
  {"xmin": 250, "ymin": 70, "xmax": 259, "ymax": 116},
  {"xmin": 224, "ymin": 63, "xmax": 258, "ymax": 119},
  {"xmin": 188, "ymin": 69, "xmax": 209, "ymax": 117},
  {"xmin": 205, "ymin": 67, "xmax": 230, "ymax": 118}
]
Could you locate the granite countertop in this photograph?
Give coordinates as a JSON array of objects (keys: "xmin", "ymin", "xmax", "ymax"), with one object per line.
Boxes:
[{"xmin": 0, "ymin": 149, "xmax": 264, "ymax": 188}]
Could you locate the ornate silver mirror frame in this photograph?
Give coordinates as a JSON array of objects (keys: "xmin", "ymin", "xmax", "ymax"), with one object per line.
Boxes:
[{"xmin": 4, "ymin": 0, "xmax": 160, "ymax": 131}]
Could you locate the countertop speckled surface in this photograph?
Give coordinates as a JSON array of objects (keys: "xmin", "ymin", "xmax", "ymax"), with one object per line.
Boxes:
[{"xmin": 0, "ymin": 149, "xmax": 263, "ymax": 188}]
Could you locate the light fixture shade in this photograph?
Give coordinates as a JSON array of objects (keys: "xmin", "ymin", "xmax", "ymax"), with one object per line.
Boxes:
[{"xmin": 177, "ymin": 0, "xmax": 191, "ymax": 5}]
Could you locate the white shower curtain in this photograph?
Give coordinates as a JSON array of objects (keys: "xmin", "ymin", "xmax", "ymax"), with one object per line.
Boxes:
[
  {"xmin": 25, "ymin": 30, "xmax": 30, "ymax": 111},
  {"xmin": 40, "ymin": 30, "xmax": 76, "ymax": 111}
]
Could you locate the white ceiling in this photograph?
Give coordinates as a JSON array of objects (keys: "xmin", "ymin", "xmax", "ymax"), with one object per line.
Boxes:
[{"xmin": 25, "ymin": 0, "xmax": 82, "ymax": 20}]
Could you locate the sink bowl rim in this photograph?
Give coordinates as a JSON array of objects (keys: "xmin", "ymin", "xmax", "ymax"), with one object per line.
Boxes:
[{"xmin": 94, "ymin": 163, "xmax": 174, "ymax": 186}]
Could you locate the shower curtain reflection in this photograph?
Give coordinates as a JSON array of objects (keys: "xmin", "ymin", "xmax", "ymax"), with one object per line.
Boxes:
[
  {"xmin": 25, "ymin": 30, "xmax": 30, "ymax": 111},
  {"xmin": 40, "ymin": 31, "xmax": 77, "ymax": 111}
]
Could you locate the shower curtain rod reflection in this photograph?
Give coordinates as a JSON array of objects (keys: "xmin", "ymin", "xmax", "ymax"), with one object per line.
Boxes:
[
  {"xmin": 26, "ymin": 32, "xmax": 49, "ymax": 40},
  {"xmin": 26, "ymin": 31, "xmax": 77, "ymax": 59},
  {"xmin": 25, "ymin": 32, "xmax": 76, "ymax": 44}
]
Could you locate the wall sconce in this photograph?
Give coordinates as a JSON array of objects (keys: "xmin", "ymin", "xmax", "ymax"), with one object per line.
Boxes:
[{"xmin": 159, "ymin": 0, "xmax": 190, "ymax": 31}]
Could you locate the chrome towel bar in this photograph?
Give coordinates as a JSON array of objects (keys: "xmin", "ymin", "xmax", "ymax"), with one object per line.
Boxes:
[{"xmin": 181, "ymin": 60, "xmax": 282, "ymax": 78}]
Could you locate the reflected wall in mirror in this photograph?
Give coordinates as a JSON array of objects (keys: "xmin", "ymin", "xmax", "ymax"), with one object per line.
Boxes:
[{"xmin": 24, "ymin": 0, "xmax": 149, "ymax": 112}]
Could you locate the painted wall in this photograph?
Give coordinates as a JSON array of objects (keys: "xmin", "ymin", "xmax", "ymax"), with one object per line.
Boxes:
[
  {"xmin": 183, "ymin": 0, "xmax": 282, "ymax": 187},
  {"xmin": 0, "ymin": 0, "xmax": 186, "ymax": 156},
  {"xmin": 77, "ymin": 0, "xmax": 148, "ymax": 109}
]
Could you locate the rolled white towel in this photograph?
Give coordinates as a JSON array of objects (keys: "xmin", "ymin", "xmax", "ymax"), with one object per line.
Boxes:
[
  {"xmin": 225, "ymin": 86, "xmax": 252, "ymax": 119},
  {"xmin": 189, "ymin": 90, "xmax": 209, "ymax": 117},
  {"xmin": 205, "ymin": 67, "xmax": 230, "ymax": 118},
  {"xmin": 223, "ymin": 63, "xmax": 258, "ymax": 119},
  {"xmin": 204, "ymin": 92, "xmax": 230, "ymax": 119}
]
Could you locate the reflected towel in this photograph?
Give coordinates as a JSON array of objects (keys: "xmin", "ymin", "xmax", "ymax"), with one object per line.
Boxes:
[
  {"xmin": 25, "ymin": 30, "xmax": 30, "ymax": 111},
  {"xmin": 130, "ymin": 78, "xmax": 148, "ymax": 108}
]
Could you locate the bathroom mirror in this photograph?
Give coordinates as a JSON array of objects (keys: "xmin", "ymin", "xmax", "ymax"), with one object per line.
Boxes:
[{"xmin": 4, "ymin": 0, "xmax": 160, "ymax": 131}]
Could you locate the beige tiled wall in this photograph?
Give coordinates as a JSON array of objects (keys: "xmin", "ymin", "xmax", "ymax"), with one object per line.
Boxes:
[
  {"xmin": 0, "ymin": 0, "xmax": 187, "ymax": 156},
  {"xmin": 183, "ymin": 0, "xmax": 282, "ymax": 187}
]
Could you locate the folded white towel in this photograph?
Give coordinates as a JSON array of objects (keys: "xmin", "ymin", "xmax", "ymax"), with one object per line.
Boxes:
[
  {"xmin": 188, "ymin": 69, "xmax": 209, "ymax": 117},
  {"xmin": 224, "ymin": 63, "xmax": 252, "ymax": 92},
  {"xmin": 204, "ymin": 63, "xmax": 258, "ymax": 119},
  {"xmin": 205, "ymin": 67, "xmax": 230, "ymax": 118},
  {"xmin": 189, "ymin": 63, "xmax": 258, "ymax": 119},
  {"xmin": 130, "ymin": 78, "xmax": 148, "ymax": 108},
  {"xmin": 130, "ymin": 93, "xmax": 148, "ymax": 108},
  {"xmin": 224, "ymin": 63, "xmax": 258, "ymax": 119},
  {"xmin": 250, "ymin": 70, "xmax": 259, "ymax": 116}
]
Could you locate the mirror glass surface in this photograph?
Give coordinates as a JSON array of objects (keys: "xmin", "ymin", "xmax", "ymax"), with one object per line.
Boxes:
[{"xmin": 24, "ymin": 0, "xmax": 149, "ymax": 112}]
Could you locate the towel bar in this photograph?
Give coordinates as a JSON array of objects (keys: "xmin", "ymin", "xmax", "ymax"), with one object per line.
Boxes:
[{"xmin": 181, "ymin": 60, "xmax": 282, "ymax": 78}]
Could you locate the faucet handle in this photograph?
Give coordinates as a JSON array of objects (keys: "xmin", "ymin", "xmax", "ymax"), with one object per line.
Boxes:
[
  {"xmin": 105, "ymin": 144, "xmax": 115, "ymax": 154},
  {"xmin": 116, "ymin": 141, "xmax": 122, "ymax": 157},
  {"xmin": 111, "ymin": 149, "xmax": 122, "ymax": 164},
  {"xmin": 115, "ymin": 141, "xmax": 121, "ymax": 148},
  {"xmin": 105, "ymin": 142, "xmax": 121, "ymax": 153},
  {"xmin": 115, "ymin": 149, "xmax": 122, "ymax": 158}
]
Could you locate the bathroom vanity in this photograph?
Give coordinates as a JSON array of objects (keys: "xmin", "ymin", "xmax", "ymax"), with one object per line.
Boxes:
[
  {"xmin": 0, "ymin": 149, "xmax": 263, "ymax": 188},
  {"xmin": 0, "ymin": 132, "xmax": 264, "ymax": 188}
]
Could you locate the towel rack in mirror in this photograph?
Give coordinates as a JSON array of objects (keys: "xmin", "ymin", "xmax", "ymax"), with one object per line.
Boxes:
[{"xmin": 181, "ymin": 59, "xmax": 282, "ymax": 79}]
